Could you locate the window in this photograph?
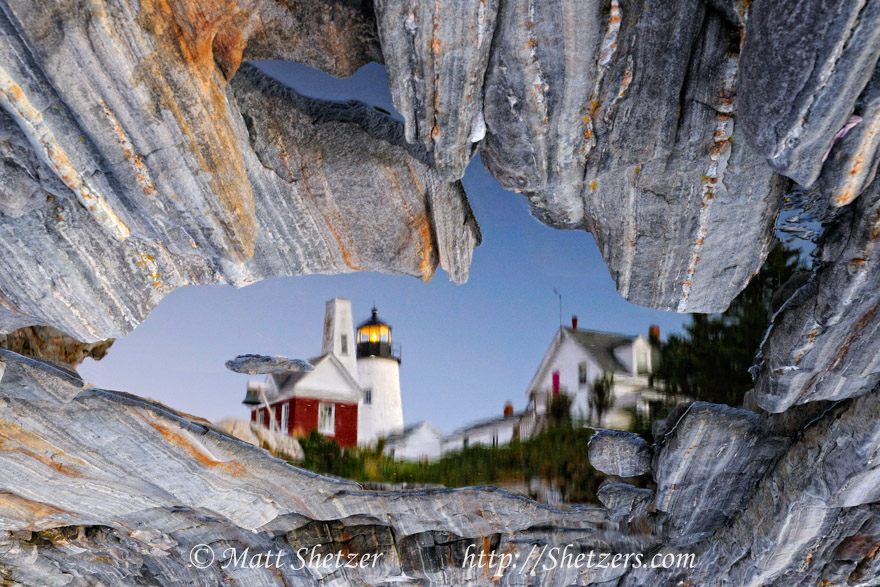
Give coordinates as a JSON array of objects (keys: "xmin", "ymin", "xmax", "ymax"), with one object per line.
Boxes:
[
  {"xmin": 492, "ymin": 434, "xmax": 498, "ymax": 448},
  {"xmin": 578, "ymin": 362, "xmax": 587, "ymax": 385},
  {"xmin": 463, "ymin": 436, "xmax": 469, "ymax": 449},
  {"xmin": 637, "ymin": 348, "xmax": 649, "ymax": 374},
  {"xmin": 341, "ymin": 334, "xmax": 348, "ymax": 355},
  {"xmin": 318, "ymin": 403, "xmax": 335, "ymax": 435},
  {"xmin": 280, "ymin": 403, "xmax": 289, "ymax": 432},
  {"xmin": 363, "ymin": 388, "xmax": 372, "ymax": 405}
]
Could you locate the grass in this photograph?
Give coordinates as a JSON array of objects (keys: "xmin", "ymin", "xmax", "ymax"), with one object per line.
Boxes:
[{"xmin": 293, "ymin": 421, "xmax": 610, "ymax": 504}]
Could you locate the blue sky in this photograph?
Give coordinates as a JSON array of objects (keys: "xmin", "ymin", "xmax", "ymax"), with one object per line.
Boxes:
[{"xmin": 78, "ymin": 62, "xmax": 689, "ymax": 433}]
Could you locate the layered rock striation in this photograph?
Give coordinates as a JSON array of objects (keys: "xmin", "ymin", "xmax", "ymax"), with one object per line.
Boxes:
[{"xmin": 1, "ymin": 0, "xmax": 880, "ymax": 585}]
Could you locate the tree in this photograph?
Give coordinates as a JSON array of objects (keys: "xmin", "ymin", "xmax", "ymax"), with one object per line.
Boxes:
[
  {"xmin": 652, "ymin": 243, "xmax": 805, "ymax": 407},
  {"xmin": 590, "ymin": 372, "xmax": 614, "ymax": 426}
]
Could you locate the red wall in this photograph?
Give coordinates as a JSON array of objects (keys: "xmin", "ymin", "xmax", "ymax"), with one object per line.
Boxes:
[{"xmin": 253, "ymin": 398, "xmax": 358, "ymax": 448}]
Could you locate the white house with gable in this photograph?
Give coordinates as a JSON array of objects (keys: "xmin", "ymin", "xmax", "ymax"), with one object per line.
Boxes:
[{"xmin": 524, "ymin": 317, "xmax": 658, "ymax": 430}]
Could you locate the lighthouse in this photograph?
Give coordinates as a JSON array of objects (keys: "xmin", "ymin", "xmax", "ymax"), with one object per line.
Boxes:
[{"xmin": 356, "ymin": 307, "xmax": 404, "ymax": 444}]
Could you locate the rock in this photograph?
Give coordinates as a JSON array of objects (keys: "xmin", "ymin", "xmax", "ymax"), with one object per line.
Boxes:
[
  {"xmin": 217, "ymin": 418, "xmax": 304, "ymax": 461},
  {"xmin": 0, "ymin": 325, "xmax": 114, "ymax": 365},
  {"xmin": 653, "ymin": 402, "xmax": 788, "ymax": 546},
  {"xmin": 739, "ymin": 0, "xmax": 880, "ymax": 188},
  {"xmin": 0, "ymin": 348, "xmax": 83, "ymax": 403},
  {"xmin": 689, "ymin": 390, "xmax": 880, "ymax": 587},
  {"xmin": 596, "ymin": 481, "xmax": 654, "ymax": 518},
  {"xmin": 481, "ymin": 0, "xmax": 785, "ymax": 313},
  {"xmin": 819, "ymin": 63, "xmax": 880, "ymax": 207},
  {"xmin": 0, "ymin": 349, "xmax": 629, "ymax": 585},
  {"xmin": 753, "ymin": 177, "xmax": 880, "ymax": 412},
  {"xmin": 375, "ymin": 0, "xmax": 498, "ymax": 180},
  {"xmin": 0, "ymin": 14, "xmax": 478, "ymax": 342},
  {"xmin": 224, "ymin": 354, "xmax": 312, "ymax": 375},
  {"xmin": 588, "ymin": 429, "xmax": 652, "ymax": 477}
]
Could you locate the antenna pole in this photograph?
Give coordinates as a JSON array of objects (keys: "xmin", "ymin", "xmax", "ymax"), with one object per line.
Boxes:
[{"xmin": 552, "ymin": 288, "xmax": 562, "ymax": 327}]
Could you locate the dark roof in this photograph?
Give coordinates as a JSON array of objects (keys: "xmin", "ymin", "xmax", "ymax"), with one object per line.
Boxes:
[
  {"xmin": 357, "ymin": 307, "xmax": 390, "ymax": 329},
  {"xmin": 384, "ymin": 421, "xmax": 432, "ymax": 444},
  {"xmin": 564, "ymin": 327, "xmax": 635, "ymax": 373}
]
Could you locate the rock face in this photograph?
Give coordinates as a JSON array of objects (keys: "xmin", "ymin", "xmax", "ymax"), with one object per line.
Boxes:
[
  {"xmin": 588, "ymin": 429, "xmax": 652, "ymax": 478},
  {"xmin": 753, "ymin": 176, "xmax": 880, "ymax": 413},
  {"xmin": 739, "ymin": 0, "xmax": 880, "ymax": 189},
  {"xmin": 0, "ymin": 325, "xmax": 114, "ymax": 365},
  {"xmin": 652, "ymin": 403, "xmax": 788, "ymax": 546},
  {"xmin": 0, "ymin": 0, "xmax": 478, "ymax": 343},
  {"xmin": 2, "ymin": 0, "xmax": 880, "ymax": 585},
  {"xmin": 0, "ymin": 349, "xmax": 630, "ymax": 585},
  {"xmin": 0, "ymin": 0, "xmax": 878, "ymax": 336}
]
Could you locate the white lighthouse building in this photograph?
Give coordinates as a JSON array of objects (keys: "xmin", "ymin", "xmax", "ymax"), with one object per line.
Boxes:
[
  {"xmin": 355, "ymin": 307, "xmax": 404, "ymax": 444},
  {"xmin": 320, "ymin": 299, "xmax": 404, "ymax": 445}
]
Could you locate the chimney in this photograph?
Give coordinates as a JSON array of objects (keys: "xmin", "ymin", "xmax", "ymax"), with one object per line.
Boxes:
[
  {"xmin": 571, "ymin": 315, "xmax": 578, "ymax": 330},
  {"xmin": 503, "ymin": 402, "xmax": 514, "ymax": 417},
  {"xmin": 322, "ymin": 298, "xmax": 358, "ymax": 381},
  {"xmin": 649, "ymin": 325, "xmax": 660, "ymax": 344}
]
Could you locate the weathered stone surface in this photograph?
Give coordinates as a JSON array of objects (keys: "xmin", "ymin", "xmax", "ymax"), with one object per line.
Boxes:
[
  {"xmin": 653, "ymin": 402, "xmax": 788, "ymax": 546},
  {"xmin": 224, "ymin": 354, "xmax": 312, "ymax": 375},
  {"xmin": 375, "ymin": 0, "xmax": 498, "ymax": 180},
  {"xmin": 588, "ymin": 429, "xmax": 652, "ymax": 477},
  {"xmin": 0, "ymin": 1, "xmax": 478, "ymax": 343},
  {"xmin": 753, "ymin": 177, "xmax": 880, "ymax": 412},
  {"xmin": 480, "ymin": 0, "xmax": 602, "ymax": 196},
  {"xmin": 0, "ymin": 325, "xmax": 114, "ymax": 365},
  {"xmin": 0, "ymin": 349, "xmax": 633, "ymax": 585},
  {"xmin": 683, "ymin": 390, "xmax": 880, "ymax": 587},
  {"xmin": 482, "ymin": 0, "xmax": 784, "ymax": 313},
  {"xmin": 3, "ymin": 0, "xmax": 880, "ymax": 584},
  {"xmin": 739, "ymin": 0, "xmax": 880, "ymax": 188},
  {"xmin": 596, "ymin": 482, "xmax": 654, "ymax": 518},
  {"xmin": 3, "ymin": 347, "xmax": 880, "ymax": 585},
  {"xmin": 820, "ymin": 63, "xmax": 880, "ymax": 207}
]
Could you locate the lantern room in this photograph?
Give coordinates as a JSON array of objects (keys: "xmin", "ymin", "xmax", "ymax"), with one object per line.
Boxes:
[{"xmin": 356, "ymin": 307, "xmax": 401, "ymax": 362}]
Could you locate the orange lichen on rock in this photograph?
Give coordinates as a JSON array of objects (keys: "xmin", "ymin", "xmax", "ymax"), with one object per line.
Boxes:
[
  {"xmin": 0, "ymin": 492, "xmax": 69, "ymax": 528},
  {"xmin": 134, "ymin": 0, "xmax": 258, "ymax": 262},
  {"xmin": 148, "ymin": 420, "xmax": 246, "ymax": 476},
  {"xmin": 0, "ymin": 419, "xmax": 88, "ymax": 477}
]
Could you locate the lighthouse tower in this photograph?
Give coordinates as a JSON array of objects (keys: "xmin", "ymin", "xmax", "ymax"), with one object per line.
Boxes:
[{"xmin": 356, "ymin": 307, "xmax": 404, "ymax": 445}]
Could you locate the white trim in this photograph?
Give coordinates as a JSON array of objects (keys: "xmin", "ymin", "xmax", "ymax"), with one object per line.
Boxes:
[
  {"xmin": 280, "ymin": 403, "xmax": 289, "ymax": 431},
  {"xmin": 318, "ymin": 403, "xmax": 335, "ymax": 435}
]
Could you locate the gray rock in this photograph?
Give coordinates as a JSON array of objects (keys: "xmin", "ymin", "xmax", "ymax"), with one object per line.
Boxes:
[
  {"xmin": 375, "ymin": 0, "xmax": 499, "ymax": 180},
  {"xmin": 0, "ymin": 2, "xmax": 478, "ymax": 343},
  {"xmin": 0, "ymin": 325, "xmax": 114, "ymax": 365},
  {"xmin": 0, "ymin": 349, "xmax": 630, "ymax": 585},
  {"xmin": 739, "ymin": 0, "xmax": 880, "ymax": 187},
  {"xmin": 687, "ymin": 390, "xmax": 880, "ymax": 587},
  {"xmin": 588, "ymin": 429, "xmax": 652, "ymax": 477},
  {"xmin": 481, "ymin": 0, "xmax": 785, "ymax": 312},
  {"xmin": 596, "ymin": 481, "xmax": 654, "ymax": 518},
  {"xmin": 480, "ymin": 0, "xmax": 603, "ymax": 194},
  {"xmin": 820, "ymin": 62, "xmax": 880, "ymax": 207},
  {"xmin": 653, "ymin": 402, "xmax": 788, "ymax": 546},
  {"xmin": 224, "ymin": 354, "xmax": 313, "ymax": 375},
  {"xmin": 753, "ymin": 176, "xmax": 880, "ymax": 412}
]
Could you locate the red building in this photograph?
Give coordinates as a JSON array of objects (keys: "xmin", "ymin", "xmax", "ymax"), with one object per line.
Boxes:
[{"xmin": 246, "ymin": 354, "xmax": 360, "ymax": 448}]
